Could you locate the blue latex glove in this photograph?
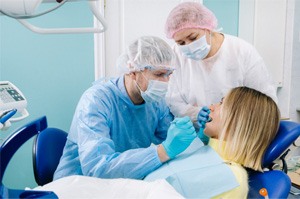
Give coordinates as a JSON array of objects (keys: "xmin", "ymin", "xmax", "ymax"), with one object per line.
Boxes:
[
  {"xmin": 197, "ymin": 106, "xmax": 211, "ymax": 145},
  {"xmin": 198, "ymin": 128, "xmax": 209, "ymax": 145},
  {"xmin": 162, "ymin": 116, "xmax": 196, "ymax": 159}
]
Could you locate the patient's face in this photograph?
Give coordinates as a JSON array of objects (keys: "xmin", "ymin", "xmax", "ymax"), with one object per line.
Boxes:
[{"xmin": 204, "ymin": 98, "xmax": 223, "ymax": 139}]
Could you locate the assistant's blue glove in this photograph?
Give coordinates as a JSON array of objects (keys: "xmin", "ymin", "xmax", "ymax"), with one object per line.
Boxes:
[
  {"xmin": 197, "ymin": 106, "xmax": 211, "ymax": 145},
  {"xmin": 198, "ymin": 128, "xmax": 209, "ymax": 145},
  {"xmin": 162, "ymin": 116, "xmax": 196, "ymax": 159}
]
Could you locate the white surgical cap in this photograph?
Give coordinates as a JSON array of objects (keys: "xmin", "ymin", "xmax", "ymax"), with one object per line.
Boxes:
[{"xmin": 117, "ymin": 36, "xmax": 175, "ymax": 74}]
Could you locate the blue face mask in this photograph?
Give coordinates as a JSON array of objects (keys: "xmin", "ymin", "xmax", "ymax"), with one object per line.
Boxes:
[
  {"xmin": 135, "ymin": 74, "xmax": 169, "ymax": 103},
  {"xmin": 179, "ymin": 34, "xmax": 211, "ymax": 61}
]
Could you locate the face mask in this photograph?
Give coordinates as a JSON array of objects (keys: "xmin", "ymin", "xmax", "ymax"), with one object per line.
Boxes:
[
  {"xmin": 179, "ymin": 34, "xmax": 211, "ymax": 61},
  {"xmin": 135, "ymin": 75, "xmax": 169, "ymax": 103}
]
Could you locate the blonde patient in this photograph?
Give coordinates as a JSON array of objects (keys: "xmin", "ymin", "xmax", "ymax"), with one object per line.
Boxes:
[
  {"xmin": 206, "ymin": 86, "xmax": 280, "ymax": 171},
  {"xmin": 145, "ymin": 87, "xmax": 280, "ymax": 198},
  {"xmin": 205, "ymin": 86, "xmax": 280, "ymax": 198}
]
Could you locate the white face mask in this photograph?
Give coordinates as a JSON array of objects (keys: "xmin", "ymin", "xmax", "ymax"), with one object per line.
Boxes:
[
  {"xmin": 135, "ymin": 74, "xmax": 169, "ymax": 103},
  {"xmin": 179, "ymin": 34, "xmax": 211, "ymax": 61}
]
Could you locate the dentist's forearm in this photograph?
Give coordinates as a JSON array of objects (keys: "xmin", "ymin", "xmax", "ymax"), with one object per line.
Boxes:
[{"xmin": 157, "ymin": 144, "xmax": 170, "ymax": 163}]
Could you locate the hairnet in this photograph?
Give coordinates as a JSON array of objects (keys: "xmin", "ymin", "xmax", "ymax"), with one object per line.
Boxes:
[
  {"xmin": 117, "ymin": 36, "xmax": 175, "ymax": 74},
  {"xmin": 165, "ymin": 2, "xmax": 218, "ymax": 39}
]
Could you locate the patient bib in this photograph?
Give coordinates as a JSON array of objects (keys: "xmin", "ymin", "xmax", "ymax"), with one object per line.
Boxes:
[{"xmin": 144, "ymin": 139, "xmax": 239, "ymax": 198}]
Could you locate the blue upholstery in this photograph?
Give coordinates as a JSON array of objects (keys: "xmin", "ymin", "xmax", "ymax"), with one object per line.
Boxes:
[
  {"xmin": 263, "ymin": 121, "xmax": 300, "ymax": 168},
  {"xmin": 0, "ymin": 187, "xmax": 58, "ymax": 199},
  {"xmin": 0, "ymin": 116, "xmax": 67, "ymax": 199},
  {"xmin": 33, "ymin": 127, "xmax": 67, "ymax": 186},
  {"xmin": 248, "ymin": 121, "xmax": 300, "ymax": 198},
  {"xmin": 248, "ymin": 170, "xmax": 291, "ymax": 198},
  {"xmin": 0, "ymin": 116, "xmax": 47, "ymax": 183}
]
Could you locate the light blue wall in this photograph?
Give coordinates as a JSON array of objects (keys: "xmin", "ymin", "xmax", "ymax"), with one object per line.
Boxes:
[
  {"xmin": 204, "ymin": 0, "xmax": 239, "ymax": 36},
  {"xmin": 0, "ymin": 2, "xmax": 95, "ymax": 189}
]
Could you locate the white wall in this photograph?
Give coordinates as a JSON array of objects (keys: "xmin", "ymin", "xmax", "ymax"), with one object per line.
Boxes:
[
  {"xmin": 239, "ymin": 0, "xmax": 296, "ymax": 120},
  {"xmin": 289, "ymin": 0, "xmax": 300, "ymax": 122},
  {"xmin": 275, "ymin": 0, "xmax": 300, "ymax": 123},
  {"xmin": 240, "ymin": 0, "xmax": 286, "ymax": 88}
]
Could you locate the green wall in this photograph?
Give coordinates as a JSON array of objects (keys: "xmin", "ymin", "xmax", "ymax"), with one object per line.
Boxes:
[
  {"xmin": 204, "ymin": 0, "xmax": 239, "ymax": 36},
  {"xmin": 0, "ymin": 2, "xmax": 95, "ymax": 189}
]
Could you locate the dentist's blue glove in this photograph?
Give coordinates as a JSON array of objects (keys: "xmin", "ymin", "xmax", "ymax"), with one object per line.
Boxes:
[
  {"xmin": 162, "ymin": 116, "xmax": 196, "ymax": 159},
  {"xmin": 197, "ymin": 106, "xmax": 211, "ymax": 145}
]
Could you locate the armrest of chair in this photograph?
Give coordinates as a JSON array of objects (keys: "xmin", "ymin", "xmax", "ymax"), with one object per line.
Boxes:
[
  {"xmin": 0, "ymin": 186, "xmax": 58, "ymax": 199},
  {"xmin": 0, "ymin": 116, "xmax": 60, "ymax": 199},
  {"xmin": 0, "ymin": 116, "xmax": 47, "ymax": 183}
]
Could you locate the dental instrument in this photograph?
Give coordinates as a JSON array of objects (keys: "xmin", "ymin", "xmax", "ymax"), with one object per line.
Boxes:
[
  {"xmin": 0, "ymin": 81, "xmax": 29, "ymax": 130},
  {"xmin": 0, "ymin": 109, "xmax": 17, "ymax": 129}
]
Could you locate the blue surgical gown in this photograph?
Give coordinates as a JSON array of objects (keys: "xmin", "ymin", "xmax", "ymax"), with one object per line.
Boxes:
[{"xmin": 54, "ymin": 76, "xmax": 173, "ymax": 180}]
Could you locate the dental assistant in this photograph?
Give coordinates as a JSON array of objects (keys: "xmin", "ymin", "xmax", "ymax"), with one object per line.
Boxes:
[
  {"xmin": 54, "ymin": 36, "xmax": 196, "ymax": 180},
  {"xmin": 164, "ymin": 2, "xmax": 278, "ymax": 132}
]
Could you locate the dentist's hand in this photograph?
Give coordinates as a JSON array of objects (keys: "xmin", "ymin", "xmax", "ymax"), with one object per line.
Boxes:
[
  {"xmin": 162, "ymin": 116, "xmax": 196, "ymax": 159},
  {"xmin": 197, "ymin": 106, "xmax": 211, "ymax": 145}
]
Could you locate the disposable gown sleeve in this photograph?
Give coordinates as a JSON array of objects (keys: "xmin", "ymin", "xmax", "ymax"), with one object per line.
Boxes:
[
  {"xmin": 153, "ymin": 101, "xmax": 174, "ymax": 144},
  {"xmin": 166, "ymin": 66, "xmax": 200, "ymax": 124},
  {"xmin": 243, "ymin": 47, "xmax": 278, "ymax": 103},
  {"xmin": 75, "ymin": 89, "xmax": 162, "ymax": 179}
]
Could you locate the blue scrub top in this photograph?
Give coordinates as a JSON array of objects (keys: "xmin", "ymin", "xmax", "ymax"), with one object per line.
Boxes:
[{"xmin": 54, "ymin": 76, "xmax": 173, "ymax": 180}]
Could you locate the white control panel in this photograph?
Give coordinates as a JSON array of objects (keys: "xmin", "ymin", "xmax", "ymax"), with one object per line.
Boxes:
[{"xmin": 0, "ymin": 81, "xmax": 29, "ymax": 130}]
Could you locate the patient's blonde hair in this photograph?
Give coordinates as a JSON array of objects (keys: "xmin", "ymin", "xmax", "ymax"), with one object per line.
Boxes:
[{"xmin": 219, "ymin": 87, "xmax": 280, "ymax": 171}]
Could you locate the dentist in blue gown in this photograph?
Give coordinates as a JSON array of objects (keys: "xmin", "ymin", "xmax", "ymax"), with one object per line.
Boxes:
[{"xmin": 54, "ymin": 36, "xmax": 196, "ymax": 180}]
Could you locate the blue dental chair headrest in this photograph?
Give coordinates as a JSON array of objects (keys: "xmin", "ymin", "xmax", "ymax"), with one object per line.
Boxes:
[
  {"xmin": 263, "ymin": 120, "xmax": 300, "ymax": 168},
  {"xmin": 248, "ymin": 120, "xmax": 300, "ymax": 199}
]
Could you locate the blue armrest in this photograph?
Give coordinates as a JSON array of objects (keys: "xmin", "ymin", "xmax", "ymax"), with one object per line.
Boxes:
[
  {"xmin": 0, "ymin": 116, "xmax": 59, "ymax": 199},
  {"xmin": 1, "ymin": 186, "xmax": 57, "ymax": 199},
  {"xmin": 0, "ymin": 116, "xmax": 47, "ymax": 183}
]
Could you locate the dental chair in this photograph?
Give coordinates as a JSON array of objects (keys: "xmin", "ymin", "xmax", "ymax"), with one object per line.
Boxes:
[
  {"xmin": 33, "ymin": 124, "xmax": 67, "ymax": 186},
  {"xmin": 0, "ymin": 117, "xmax": 299, "ymax": 199},
  {"xmin": 0, "ymin": 116, "xmax": 67, "ymax": 198},
  {"xmin": 247, "ymin": 120, "xmax": 300, "ymax": 198}
]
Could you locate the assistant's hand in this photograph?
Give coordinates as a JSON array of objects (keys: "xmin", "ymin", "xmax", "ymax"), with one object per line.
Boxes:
[
  {"xmin": 162, "ymin": 116, "xmax": 196, "ymax": 159},
  {"xmin": 197, "ymin": 106, "xmax": 211, "ymax": 145},
  {"xmin": 197, "ymin": 106, "xmax": 211, "ymax": 128}
]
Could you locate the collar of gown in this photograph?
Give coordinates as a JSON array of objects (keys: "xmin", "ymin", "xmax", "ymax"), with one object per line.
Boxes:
[{"xmin": 115, "ymin": 75, "xmax": 146, "ymax": 109}]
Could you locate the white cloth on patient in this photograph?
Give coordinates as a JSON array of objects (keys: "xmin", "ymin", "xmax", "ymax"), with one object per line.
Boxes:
[
  {"xmin": 33, "ymin": 175, "xmax": 183, "ymax": 199},
  {"xmin": 144, "ymin": 138, "xmax": 239, "ymax": 198}
]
